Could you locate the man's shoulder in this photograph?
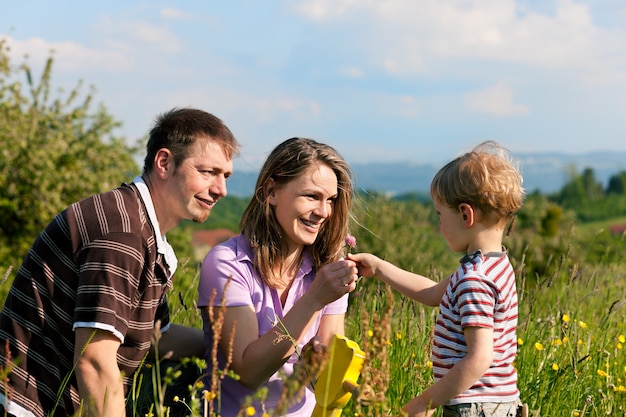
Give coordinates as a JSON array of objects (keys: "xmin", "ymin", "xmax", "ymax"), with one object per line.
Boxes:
[
  {"xmin": 67, "ymin": 183, "xmax": 150, "ymax": 237},
  {"xmin": 71, "ymin": 182, "xmax": 138, "ymax": 206}
]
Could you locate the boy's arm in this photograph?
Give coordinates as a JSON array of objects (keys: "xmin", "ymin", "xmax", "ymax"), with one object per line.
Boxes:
[
  {"xmin": 401, "ymin": 326, "xmax": 494, "ymax": 417},
  {"xmin": 348, "ymin": 253, "xmax": 448, "ymax": 306}
]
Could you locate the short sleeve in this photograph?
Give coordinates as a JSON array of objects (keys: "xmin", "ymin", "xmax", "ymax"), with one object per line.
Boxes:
[
  {"xmin": 456, "ymin": 274, "xmax": 496, "ymax": 329},
  {"xmin": 73, "ymin": 231, "xmax": 152, "ymax": 339},
  {"xmin": 198, "ymin": 239, "xmax": 255, "ymax": 308},
  {"xmin": 322, "ymin": 292, "xmax": 349, "ymax": 315}
]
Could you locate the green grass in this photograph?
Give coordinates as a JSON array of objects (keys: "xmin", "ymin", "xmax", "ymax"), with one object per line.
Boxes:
[
  {"xmin": 167, "ymin": 198, "xmax": 626, "ymax": 416},
  {"xmin": 2, "ymin": 196, "xmax": 626, "ymax": 416}
]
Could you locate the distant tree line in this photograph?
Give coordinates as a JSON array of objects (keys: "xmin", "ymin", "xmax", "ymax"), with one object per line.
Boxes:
[{"xmin": 553, "ymin": 167, "xmax": 626, "ymax": 222}]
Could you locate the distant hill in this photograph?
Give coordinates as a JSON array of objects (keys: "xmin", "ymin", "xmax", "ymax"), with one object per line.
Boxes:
[{"xmin": 226, "ymin": 151, "xmax": 626, "ymax": 198}]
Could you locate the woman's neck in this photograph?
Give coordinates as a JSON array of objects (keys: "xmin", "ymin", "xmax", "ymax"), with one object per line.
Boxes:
[{"xmin": 274, "ymin": 246, "xmax": 304, "ymax": 288}]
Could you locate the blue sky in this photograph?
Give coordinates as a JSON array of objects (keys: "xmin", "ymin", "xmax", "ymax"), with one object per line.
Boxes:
[{"xmin": 3, "ymin": 0, "xmax": 626, "ymax": 171}]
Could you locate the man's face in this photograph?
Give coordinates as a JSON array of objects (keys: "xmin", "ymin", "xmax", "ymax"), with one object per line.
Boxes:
[{"xmin": 166, "ymin": 140, "xmax": 233, "ymax": 225}]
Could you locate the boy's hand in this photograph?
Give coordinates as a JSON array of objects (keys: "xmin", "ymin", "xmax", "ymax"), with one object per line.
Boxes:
[{"xmin": 346, "ymin": 253, "xmax": 380, "ymax": 277}]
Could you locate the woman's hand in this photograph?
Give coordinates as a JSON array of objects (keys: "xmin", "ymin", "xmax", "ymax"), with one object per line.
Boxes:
[
  {"xmin": 306, "ymin": 259, "xmax": 358, "ymax": 308},
  {"xmin": 301, "ymin": 335, "xmax": 326, "ymax": 355}
]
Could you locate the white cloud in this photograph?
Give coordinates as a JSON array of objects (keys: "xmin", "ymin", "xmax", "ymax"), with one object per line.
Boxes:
[
  {"xmin": 160, "ymin": 8, "xmax": 193, "ymax": 20},
  {"xmin": 292, "ymin": 0, "xmax": 626, "ymax": 83},
  {"xmin": 96, "ymin": 17, "xmax": 182, "ymax": 53},
  {"xmin": 340, "ymin": 66, "xmax": 364, "ymax": 78},
  {"xmin": 291, "ymin": 0, "xmax": 366, "ymax": 20},
  {"xmin": 4, "ymin": 13, "xmax": 185, "ymax": 75},
  {"xmin": 465, "ymin": 81, "xmax": 529, "ymax": 116},
  {"xmin": 5, "ymin": 36, "xmax": 132, "ymax": 72}
]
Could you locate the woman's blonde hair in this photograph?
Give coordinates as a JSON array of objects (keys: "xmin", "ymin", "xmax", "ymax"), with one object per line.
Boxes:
[
  {"xmin": 430, "ymin": 141, "xmax": 525, "ymax": 225},
  {"xmin": 240, "ymin": 138, "xmax": 354, "ymax": 287}
]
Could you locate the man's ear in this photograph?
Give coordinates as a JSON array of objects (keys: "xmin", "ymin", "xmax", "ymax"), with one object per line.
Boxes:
[
  {"xmin": 458, "ymin": 203, "xmax": 475, "ymax": 227},
  {"xmin": 154, "ymin": 149, "xmax": 174, "ymax": 179}
]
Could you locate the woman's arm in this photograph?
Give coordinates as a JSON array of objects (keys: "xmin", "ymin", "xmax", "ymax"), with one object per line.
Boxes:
[
  {"xmin": 211, "ymin": 260, "xmax": 357, "ymax": 390},
  {"xmin": 316, "ymin": 313, "xmax": 345, "ymax": 345},
  {"xmin": 157, "ymin": 323, "xmax": 205, "ymax": 359}
]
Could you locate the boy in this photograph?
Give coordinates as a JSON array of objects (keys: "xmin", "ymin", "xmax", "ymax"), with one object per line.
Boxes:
[{"xmin": 349, "ymin": 141, "xmax": 525, "ymax": 417}]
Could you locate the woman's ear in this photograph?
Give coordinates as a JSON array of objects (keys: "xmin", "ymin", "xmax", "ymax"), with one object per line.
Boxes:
[
  {"xmin": 458, "ymin": 203, "xmax": 475, "ymax": 227},
  {"xmin": 264, "ymin": 179, "xmax": 277, "ymax": 205}
]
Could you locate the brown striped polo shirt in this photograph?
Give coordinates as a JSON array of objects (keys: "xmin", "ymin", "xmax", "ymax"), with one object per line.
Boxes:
[{"xmin": 0, "ymin": 182, "xmax": 172, "ymax": 417}]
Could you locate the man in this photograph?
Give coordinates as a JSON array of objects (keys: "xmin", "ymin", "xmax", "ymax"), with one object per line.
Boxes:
[{"xmin": 0, "ymin": 108, "xmax": 240, "ymax": 417}]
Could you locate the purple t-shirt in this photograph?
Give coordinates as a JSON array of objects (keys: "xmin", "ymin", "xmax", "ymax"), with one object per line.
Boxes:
[{"xmin": 198, "ymin": 234, "xmax": 348, "ymax": 417}]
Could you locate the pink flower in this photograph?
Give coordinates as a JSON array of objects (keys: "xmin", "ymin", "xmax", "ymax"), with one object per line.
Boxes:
[{"xmin": 345, "ymin": 234, "xmax": 357, "ymax": 249}]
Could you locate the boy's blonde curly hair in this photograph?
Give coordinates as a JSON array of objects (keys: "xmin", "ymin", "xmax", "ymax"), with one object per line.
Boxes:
[{"xmin": 430, "ymin": 141, "xmax": 525, "ymax": 226}]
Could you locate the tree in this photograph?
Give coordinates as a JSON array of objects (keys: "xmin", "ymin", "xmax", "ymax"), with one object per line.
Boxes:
[
  {"xmin": 606, "ymin": 170, "xmax": 626, "ymax": 195},
  {"xmin": 0, "ymin": 39, "xmax": 140, "ymax": 268},
  {"xmin": 557, "ymin": 166, "xmax": 603, "ymax": 208}
]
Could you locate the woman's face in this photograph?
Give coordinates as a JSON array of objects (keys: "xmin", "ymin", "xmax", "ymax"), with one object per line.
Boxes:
[{"xmin": 269, "ymin": 163, "xmax": 338, "ymax": 253}]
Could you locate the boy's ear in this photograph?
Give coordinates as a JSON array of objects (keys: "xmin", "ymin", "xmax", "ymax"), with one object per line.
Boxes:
[{"xmin": 458, "ymin": 203, "xmax": 475, "ymax": 227}]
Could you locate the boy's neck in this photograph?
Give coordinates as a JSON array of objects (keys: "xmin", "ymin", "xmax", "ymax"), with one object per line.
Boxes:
[{"xmin": 465, "ymin": 225, "xmax": 504, "ymax": 254}]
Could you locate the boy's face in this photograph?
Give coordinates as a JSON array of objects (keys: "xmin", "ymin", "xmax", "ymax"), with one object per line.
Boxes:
[{"xmin": 434, "ymin": 199, "xmax": 467, "ymax": 253}]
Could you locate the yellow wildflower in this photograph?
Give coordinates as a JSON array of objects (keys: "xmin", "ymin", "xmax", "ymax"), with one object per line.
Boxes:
[
  {"xmin": 619, "ymin": 334, "xmax": 626, "ymax": 343},
  {"xmin": 246, "ymin": 406, "xmax": 256, "ymax": 416},
  {"xmin": 562, "ymin": 336, "xmax": 569, "ymax": 344},
  {"xmin": 562, "ymin": 314, "xmax": 570, "ymax": 322},
  {"xmin": 396, "ymin": 332, "xmax": 402, "ymax": 340},
  {"xmin": 517, "ymin": 338, "xmax": 524, "ymax": 345},
  {"xmin": 597, "ymin": 370, "xmax": 608, "ymax": 378},
  {"xmin": 173, "ymin": 396, "xmax": 180, "ymax": 403},
  {"xmin": 367, "ymin": 330, "xmax": 373, "ymax": 337},
  {"xmin": 578, "ymin": 320, "xmax": 588, "ymax": 329},
  {"xmin": 552, "ymin": 363, "xmax": 559, "ymax": 371},
  {"xmin": 534, "ymin": 342, "xmax": 544, "ymax": 351}
]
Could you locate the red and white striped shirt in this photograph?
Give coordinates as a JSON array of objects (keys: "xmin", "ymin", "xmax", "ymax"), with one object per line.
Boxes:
[{"xmin": 432, "ymin": 250, "xmax": 519, "ymax": 404}]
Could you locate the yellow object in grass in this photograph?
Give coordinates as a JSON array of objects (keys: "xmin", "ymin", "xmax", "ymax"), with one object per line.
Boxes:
[{"xmin": 311, "ymin": 334, "xmax": 365, "ymax": 417}]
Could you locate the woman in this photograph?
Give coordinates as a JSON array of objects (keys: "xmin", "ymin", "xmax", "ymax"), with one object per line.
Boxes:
[{"xmin": 198, "ymin": 138, "xmax": 358, "ymax": 416}]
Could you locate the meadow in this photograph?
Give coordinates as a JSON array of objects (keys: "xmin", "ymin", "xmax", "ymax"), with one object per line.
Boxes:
[
  {"xmin": 160, "ymin": 194, "xmax": 626, "ymax": 417},
  {"xmin": 1, "ymin": 193, "xmax": 624, "ymax": 416},
  {"xmin": 1, "ymin": 43, "xmax": 624, "ymax": 415}
]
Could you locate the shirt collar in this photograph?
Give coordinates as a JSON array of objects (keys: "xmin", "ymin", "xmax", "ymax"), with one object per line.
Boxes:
[
  {"xmin": 132, "ymin": 175, "xmax": 178, "ymax": 276},
  {"xmin": 236, "ymin": 234, "xmax": 314, "ymax": 277},
  {"xmin": 459, "ymin": 247, "xmax": 507, "ymax": 264}
]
